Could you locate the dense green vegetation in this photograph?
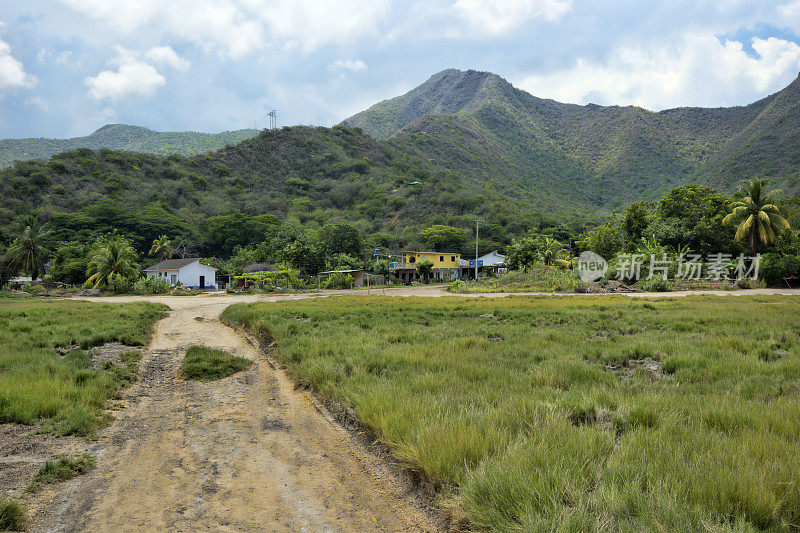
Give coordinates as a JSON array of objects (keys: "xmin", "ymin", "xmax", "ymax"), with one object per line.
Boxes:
[
  {"xmin": 180, "ymin": 346, "xmax": 252, "ymax": 381},
  {"xmin": 344, "ymin": 68, "xmax": 800, "ymax": 207},
  {"xmin": 0, "ymin": 300, "xmax": 165, "ymax": 436},
  {"xmin": 3, "ymin": 69, "xmax": 800, "ymax": 289},
  {"xmin": 0, "ymin": 125, "xmax": 558, "ymax": 262},
  {"xmin": 0, "ymin": 124, "xmax": 258, "ymax": 169},
  {"xmin": 223, "ymin": 295, "xmax": 800, "ymax": 531}
]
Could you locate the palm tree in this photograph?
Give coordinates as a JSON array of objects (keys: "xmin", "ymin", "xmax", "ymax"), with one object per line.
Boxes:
[
  {"xmin": 538, "ymin": 237, "xmax": 570, "ymax": 267},
  {"xmin": 723, "ymin": 179, "xmax": 790, "ymax": 254},
  {"xmin": 4, "ymin": 216, "xmax": 52, "ymax": 280},
  {"xmin": 86, "ymin": 237, "xmax": 140, "ymax": 288},
  {"xmin": 149, "ymin": 235, "xmax": 173, "ymax": 260}
]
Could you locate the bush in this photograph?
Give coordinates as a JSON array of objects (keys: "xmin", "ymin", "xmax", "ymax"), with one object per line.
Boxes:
[
  {"xmin": 321, "ymin": 271, "xmax": 354, "ymax": 289},
  {"xmin": 235, "ymin": 269, "xmax": 307, "ymax": 292},
  {"xmin": 760, "ymin": 252, "xmax": 800, "ymax": 287},
  {"xmin": 636, "ymin": 277, "xmax": 672, "ymax": 292},
  {"xmin": 132, "ymin": 276, "xmax": 171, "ymax": 295},
  {"xmin": 20, "ymin": 282, "xmax": 46, "ymax": 294}
]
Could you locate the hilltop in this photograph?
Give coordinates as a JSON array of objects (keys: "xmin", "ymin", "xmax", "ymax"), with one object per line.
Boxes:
[
  {"xmin": 343, "ymin": 69, "xmax": 800, "ymax": 207},
  {"xmin": 0, "ymin": 124, "xmax": 259, "ymax": 168}
]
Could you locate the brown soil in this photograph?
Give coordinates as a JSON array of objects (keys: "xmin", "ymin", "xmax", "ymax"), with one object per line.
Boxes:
[{"xmin": 25, "ymin": 297, "xmax": 437, "ymax": 532}]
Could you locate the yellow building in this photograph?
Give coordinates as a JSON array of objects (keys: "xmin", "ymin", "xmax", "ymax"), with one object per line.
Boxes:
[{"xmin": 390, "ymin": 251, "xmax": 462, "ymax": 282}]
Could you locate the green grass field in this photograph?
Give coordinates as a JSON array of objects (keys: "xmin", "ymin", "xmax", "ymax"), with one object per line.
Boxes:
[
  {"xmin": 222, "ymin": 295, "xmax": 800, "ymax": 531},
  {"xmin": 0, "ymin": 300, "xmax": 166, "ymax": 436}
]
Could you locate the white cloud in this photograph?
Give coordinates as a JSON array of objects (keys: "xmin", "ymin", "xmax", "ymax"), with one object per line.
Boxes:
[
  {"xmin": 516, "ymin": 34, "xmax": 800, "ymax": 110},
  {"xmin": 59, "ymin": 0, "xmax": 389, "ymax": 57},
  {"xmin": 59, "ymin": 0, "xmax": 264, "ymax": 58},
  {"xmin": 85, "ymin": 46, "xmax": 165, "ymax": 100},
  {"xmin": 329, "ymin": 59, "xmax": 367, "ymax": 72},
  {"xmin": 453, "ymin": 0, "xmax": 572, "ymax": 34},
  {"xmin": 0, "ymin": 25, "xmax": 36, "ymax": 91},
  {"xmin": 60, "ymin": 0, "xmax": 157, "ymax": 31},
  {"xmin": 145, "ymin": 46, "xmax": 190, "ymax": 72}
]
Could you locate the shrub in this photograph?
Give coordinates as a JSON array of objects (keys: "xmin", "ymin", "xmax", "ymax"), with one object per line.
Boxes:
[
  {"xmin": 760, "ymin": 252, "xmax": 800, "ymax": 287},
  {"xmin": 132, "ymin": 276, "xmax": 171, "ymax": 295},
  {"xmin": 321, "ymin": 271, "xmax": 354, "ymax": 290},
  {"xmin": 636, "ymin": 277, "xmax": 672, "ymax": 292}
]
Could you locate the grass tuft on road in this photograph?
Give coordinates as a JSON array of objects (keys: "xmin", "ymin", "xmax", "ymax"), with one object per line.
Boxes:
[
  {"xmin": 0, "ymin": 499, "xmax": 26, "ymax": 531},
  {"xmin": 181, "ymin": 346, "xmax": 251, "ymax": 381},
  {"xmin": 26, "ymin": 454, "xmax": 97, "ymax": 493},
  {"xmin": 222, "ymin": 295, "xmax": 800, "ymax": 531},
  {"xmin": 0, "ymin": 300, "xmax": 166, "ymax": 437}
]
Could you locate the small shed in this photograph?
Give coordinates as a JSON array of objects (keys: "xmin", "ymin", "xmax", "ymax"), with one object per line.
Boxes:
[{"xmin": 144, "ymin": 258, "xmax": 217, "ymax": 289}]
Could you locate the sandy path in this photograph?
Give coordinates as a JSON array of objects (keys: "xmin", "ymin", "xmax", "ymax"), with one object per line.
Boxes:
[{"xmin": 33, "ymin": 297, "xmax": 436, "ymax": 532}]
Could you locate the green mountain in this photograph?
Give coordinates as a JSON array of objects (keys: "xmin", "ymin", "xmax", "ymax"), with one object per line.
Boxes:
[
  {"xmin": 343, "ymin": 68, "xmax": 800, "ymax": 207},
  {"xmin": 0, "ymin": 124, "xmax": 259, "ymax": 169},
  {"xmin": 2, "ymin": 68, "xmax": 800, "ymax": 260},
  {"xmin": 1, "ymin": 125, "xmax": 572, "ymax": 257}
]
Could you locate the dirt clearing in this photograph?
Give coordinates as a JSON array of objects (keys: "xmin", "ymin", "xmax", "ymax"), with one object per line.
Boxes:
[{"xmin": 29, "ymin": 297, "xmax": 436, "ymax": 532}]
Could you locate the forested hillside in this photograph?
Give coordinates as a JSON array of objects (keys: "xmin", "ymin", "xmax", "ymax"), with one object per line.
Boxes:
[
  {"xmin": 0, "ymin": 126, "xmax": 579, "ymax": 260},
  {"xmin": 343, "ymin": 69, "xmax": 800, "ymax": 208},
  {"xmin": 0, "ymin": 124, "xmax": 259, "ymax": 169}
]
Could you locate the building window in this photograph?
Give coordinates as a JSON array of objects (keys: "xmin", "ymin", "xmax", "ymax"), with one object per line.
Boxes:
[
  {"xmin": 410, "ymin": 256, "xmax": 416, "ymax": 263},
  {"xmin": 440, "ymin": 256, "xmax": 444, "ymax": 262},
  {"xmin": 451, "ymin": 256, "xmax": 455, "ymax": 262}
]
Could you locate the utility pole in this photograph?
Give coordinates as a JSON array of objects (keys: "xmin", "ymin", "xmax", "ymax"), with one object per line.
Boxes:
[
  {"xmin": 475, "ymin": 219, "xmax": 485, "ymax": 280},
  {"xmin": 268, "ymin": 110, "xmax": 277, "ymax": 130}
]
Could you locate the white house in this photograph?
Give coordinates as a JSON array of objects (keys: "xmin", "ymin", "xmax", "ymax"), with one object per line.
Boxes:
[{"xmin": 144, "ymin": 258, "xmax": 217, "ymax": 289}]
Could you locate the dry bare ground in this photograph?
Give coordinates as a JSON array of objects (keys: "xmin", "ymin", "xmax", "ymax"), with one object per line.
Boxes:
[{"xmin": 25, "ymin": 286, "xmax": 800, "ymax": 531}]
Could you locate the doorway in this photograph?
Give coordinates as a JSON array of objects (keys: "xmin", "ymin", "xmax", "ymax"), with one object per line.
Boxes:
[{"xmin": 199, "ymin": 275, "xmax": 205, "ymax": 288}]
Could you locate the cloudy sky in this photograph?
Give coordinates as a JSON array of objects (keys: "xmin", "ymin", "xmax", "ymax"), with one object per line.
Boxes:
[{"xmin": 1, "ymin": 0, "xmax": 800, "ymax": 139}]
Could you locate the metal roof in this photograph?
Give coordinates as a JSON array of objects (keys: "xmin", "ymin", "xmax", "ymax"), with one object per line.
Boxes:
[{"xmin": 144, "ymin": 258, "xmax": 216, "ymax": 271}]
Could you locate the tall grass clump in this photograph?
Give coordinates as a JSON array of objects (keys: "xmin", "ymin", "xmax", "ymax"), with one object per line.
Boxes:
[
  {"xmin": 0, "ymin": 300, "xmax": 166, "ymax": 436},
  {"xmin": 180, "ymin": 346, "xmax": 251, "ymax": 381},
  {"xmin": 222, "ymin": 295, "xmax": 800, "ymax": 531},
  {"xmin": 0, "ymin": 499, "xmax": 26, "ymax": 531}
]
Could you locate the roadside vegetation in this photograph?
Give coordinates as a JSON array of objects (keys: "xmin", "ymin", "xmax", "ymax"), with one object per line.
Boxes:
[
  {"xmin": 0, "ymin": 499, "xmax": 26, "ymax": 531},
  {"xmin": 26, "ymin": 454, "xmax": 97, "ymax": 493},
  {"xmin": 0, "ymin": 300, "xmax": 166, "ymax": 436},
  {"xmin": 223, "ymin": 295, "xmax": 800, "ymax": 531},
  {"xmin": 180, "ymin": 346, "xmax": 251, "ymax": 381}
]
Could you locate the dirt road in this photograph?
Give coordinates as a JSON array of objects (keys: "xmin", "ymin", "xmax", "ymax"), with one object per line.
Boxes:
[{"xmin": 32, "ymin": 296, "xmax": 436, "ymax": 532}]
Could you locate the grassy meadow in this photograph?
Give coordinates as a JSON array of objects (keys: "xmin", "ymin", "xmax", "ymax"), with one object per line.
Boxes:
[
  {"xmin": 222, "ymin": 295, "xmax": 800, "ymax": 531},
  {"xmin": 0, "ymin": 300, "xmax": 166, "ymax": 436}
]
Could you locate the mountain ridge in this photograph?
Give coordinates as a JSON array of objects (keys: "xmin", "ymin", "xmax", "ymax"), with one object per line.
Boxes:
[
  {"xmin": 0, "ymin": 124, "xmax": 259, "ymax": 169},
  {"xmin": 342, "ymin": 69, "xmax": 800, "ymax": 206}
]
